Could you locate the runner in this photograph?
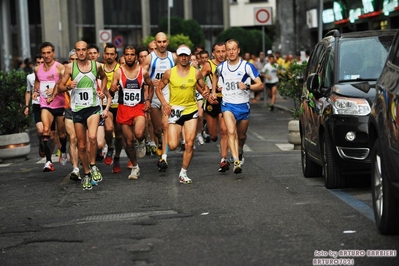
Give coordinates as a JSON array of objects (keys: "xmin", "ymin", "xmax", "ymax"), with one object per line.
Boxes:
[
  {"xmin": 58, "ymin": 41, "xmax": 112, "ymax": 190},
  {"xmin": 33, "ymin": 42, "xmax": 67, "ymax": 172},
  {"xmin": 110, "ymin": 45, "xmax": 154, "ymax": 180},
  {"xmin": 155, "ymin": 45, "xmax": 209, "ymax": 184},
  {"xmin": 142, "ymin": 32, "xmax": 177, "ymax": 172},
  {"xmin": 211, "ymin": 39, "xmax": 263, "ymax": 174}
]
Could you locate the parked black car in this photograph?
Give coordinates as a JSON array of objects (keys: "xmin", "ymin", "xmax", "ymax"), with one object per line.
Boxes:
[
  {"xmin": 368, "ymin": 29, "xmax": 399, "ymax": 235},
  {"xmin": 299, "ymin": 29, "xmax": 396, "ymax": 189}
]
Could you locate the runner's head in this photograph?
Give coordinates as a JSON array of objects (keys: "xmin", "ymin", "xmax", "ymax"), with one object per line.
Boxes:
[
  {"xmin": 212, "ymin": 42, "xmax": 226, "ymax": 64},
  {"xmin": 75, "ymin": 41, "xmax": 89, "ymax": 62},
  {"xmin": 155, "ymin": 32, "xmax": 169, "ymax": 54},
  {"xmin": 123, "ymin": 45, "xmax": 137, "ymax": 67},
  {"xmin": 176, "ymin": 45, "xmax": 191, "ymax": 67},
  {"xmin": 103, "ymin": 43, "xmax": 118, "ymax": 65}
]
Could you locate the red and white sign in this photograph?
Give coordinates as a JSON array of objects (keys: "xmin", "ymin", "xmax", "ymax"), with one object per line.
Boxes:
[
  {"xmin": 99, "ymin": 30, "xmax": 112, "ymax": 43},
  {"xmin": 254, "ymin": 7, "xmax": 273, "ymax": 26}
]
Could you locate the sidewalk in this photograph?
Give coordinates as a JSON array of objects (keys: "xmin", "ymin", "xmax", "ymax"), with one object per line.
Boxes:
[{"xmin": 251, "ymin": 90, "xmax": 296, "ymax": 114}]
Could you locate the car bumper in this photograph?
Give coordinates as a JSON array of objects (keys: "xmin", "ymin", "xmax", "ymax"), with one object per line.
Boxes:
[{"xmin": 327, "ymin": 115, "xmax": 371, "ymax": 170}]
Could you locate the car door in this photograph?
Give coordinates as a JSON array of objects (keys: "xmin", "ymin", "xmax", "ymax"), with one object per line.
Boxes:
[{"xmin": 302, "ymin": 42, "xmax": 329, "ymax": 160}]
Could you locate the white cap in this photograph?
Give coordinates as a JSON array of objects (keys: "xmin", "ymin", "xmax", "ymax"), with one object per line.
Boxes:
[
  {"xmin": 267, "ymin": 50, "xmax": 273, "ymax": 55},
  {"xmin": 176, "ymin": 46, "xmax": 191, "ymax": 55}
]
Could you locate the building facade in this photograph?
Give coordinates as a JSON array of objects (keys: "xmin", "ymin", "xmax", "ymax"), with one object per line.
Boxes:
[{"xmin": 1, "ymin": 0, "xmax": 399, "ymax": 71}]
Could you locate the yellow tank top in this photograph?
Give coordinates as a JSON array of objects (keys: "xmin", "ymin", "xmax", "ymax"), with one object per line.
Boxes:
[
  {"xmin": 169, "ymin": 66, "xmax": 198, "ymax": 115},
  {"xmin": 103, "ymin": 63, "xmax": 120, "ymax": 108}
]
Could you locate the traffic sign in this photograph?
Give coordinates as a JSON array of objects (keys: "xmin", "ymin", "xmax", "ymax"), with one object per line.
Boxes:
[
  {"xmin": 254, "ymin": 7, "xmax": 273, "ymax": 26},
  {"xmin": 99, "ymin": 30, "xmax": 112, "ymax": 43},
  {"xmin": 113, "ymin": 35, "xmax": 124, "ymax": 48}
]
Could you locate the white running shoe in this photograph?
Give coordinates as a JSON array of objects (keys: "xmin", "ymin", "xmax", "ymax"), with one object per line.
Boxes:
[
  {"xmin": 197, "ymin": 134, "xmax": 205, "ymax": 145},
  {"xmin": 136, "ymin": 141, "xmax": 146, "ymax": 158},
  {"xmin": 70, "ymin": 167, "xmax": 81, "ymax": 181},
  {"xmin": 59, "ymin": 153, "xmax": 68, "ymax": 166},
  {"xmin": 179, "ymin": 172, "xmax": 192, "ymax": 184},
  {"xmin": 43, "ymin": 161, "xmax": 54, "ymax": 172},
  {"xmin": 128, "ymin": 166, "xmax": 140, "ymax": 180}
]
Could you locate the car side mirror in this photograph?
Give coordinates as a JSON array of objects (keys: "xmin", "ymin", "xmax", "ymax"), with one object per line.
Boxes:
[{"xmin": 307, "ymin": 73, "xmax": 319, "ymax": 92}]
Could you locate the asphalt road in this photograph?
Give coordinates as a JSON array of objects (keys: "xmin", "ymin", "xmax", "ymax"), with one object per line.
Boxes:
[{"xmin": 1, "ymin": 96, "xmax": 398, "ymax": 266}]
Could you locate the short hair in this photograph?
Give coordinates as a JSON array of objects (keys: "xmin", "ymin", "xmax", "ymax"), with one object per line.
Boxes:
[
  {"xmin": 212, "ymin": 42, "xmax": 225, "ymax": 52},
  {"xmin": 34, "ymin": 53, "xmax": 42, "ymax": 61},
  {"xmin": 199, "ymin": 50, "xmax": 209, "ymax": 57},
  {"xmin": 39, "ymin": 42, "xmax": 55, "ymax": 52},
  {"xmin": 87, "ymin": 43, "xmax": 99, "ymax": 52},
  {"xmin": 104, "ymin": 43, "xmax": 116, "ymax": 52},
  {"xmin": 68, "ymin": 49, "xmax": 76, "ymax": 58},
  {"xmin": 124, "ymin": 45, "xmax": 137, "ymax": 54},
  {"xmin": 225, "ymin": 39, "xmax": 240, "ymax": 48}
]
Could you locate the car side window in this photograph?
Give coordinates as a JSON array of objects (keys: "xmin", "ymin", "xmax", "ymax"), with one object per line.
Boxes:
[
  {"xmin": 307, "ymin": 44, "xmax": 324, "ymax": 76},
  {"xmin": 324, "ymin": 50, "xmax": 334, "ymax": 87}
]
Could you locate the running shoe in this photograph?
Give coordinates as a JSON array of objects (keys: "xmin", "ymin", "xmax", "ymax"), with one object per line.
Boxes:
[
  {"xmin": 70, "ymin": 167, "xmax": 81, "ymax": 181},
  {"xmin": 157, "ymin": 159, "xmax": 168, "ymax": 172},
  {"xmin": 81, "ymin": 175, "xmax": 92, "ymax": 190},
  {"xmin": 239, "ymin": 153, "xmax": 245, "ymax": 165},
  {"xmin": 233, "ymin": 161, "xmax": 242, "ymax": 174},
  {"xmin": 43, "ymin": 161, "xmax": 54, "ymax": 172},
  {"xmin": 150, "ymin": 143, "xmax": 157, "ymax": 156},
  {"xmin": 59, "ymin": 153, "xmax": 68, "ymax": 166},
  {"xmin": 197, "ymin": 134, "xmax": 205, "ymax": 145},
  {"xmin": 38, "ymin": 144, "xmax": 45, "ymax": 158},
  {"xmin": 218, "ymin": 159, "xmax": 230, "ymax": 173},
  {"xmin": 136, "ymin": 140, "xmax": 146, "ymax": 158},
  {"xmin": 128, "ymin": 166, "xmax": 140, "ymax": 180},
  {"xmin": 104, "ymin": 148, "xmax": 113, "ymax": 165},
  {"xmin": 90, "ymin": 165, "xmax": 103, "ymax": 182},
  {"xmin": 112, "ymin": 159, "xmax": 121, "ymax": 173},
  {"xmin": 179, "ymin": 173, "xmax": 192, "ymax": 184},
  {"xmin": 127, "ymin": 160, "xmax": 133, "ymax": 169},
  {"xmin": 145, "ymin": 142, "xmax": 151, "ymax": 156},
  {"xmin": 270, "ymin": 105, "xmax": 274, "ymax": 112}
]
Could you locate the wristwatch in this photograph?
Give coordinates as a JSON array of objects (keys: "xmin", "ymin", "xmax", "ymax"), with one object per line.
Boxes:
[
  {"xmin": 246, "ymin": 84, "xmax": 251, "ymax": 90},
  {"xmin": 146, "ymin": 98, "xmax": 152, "ymax": 103}
]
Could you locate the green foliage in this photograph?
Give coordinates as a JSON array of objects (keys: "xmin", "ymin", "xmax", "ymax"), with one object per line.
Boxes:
[
  {"xmin": 142, "ymin": 34, "xmax": 193, "ymax": 52},
  {"xmin": 182, "ymin": 19, "xmax": 205, "ymax": 47},
  {"xmin": 168, "ymin": 34, "xmax": 194, "ymax": 51},
  {"xmin": 215, "ymin": 27, "xmax": 273, "ymax": 55},
  {"xmin": 158, "ymin": 17, "xmax": 205, "ymax": 47},
  {"xmin": 278, "ymin": 61, "xmax": 307, "ymax": 119},
  {"xmin": 0, "ymin": 70, "xmax": 31, "ymax": 134}
]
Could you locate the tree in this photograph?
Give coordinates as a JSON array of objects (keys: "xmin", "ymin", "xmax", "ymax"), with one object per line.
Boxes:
[
  {"xmin": 215, "ymin": 27, "xmax": 273, "ymax": 55},
  {"xmin": 159, "ymin": 17, "xmax": 205, "ymax": 47}
]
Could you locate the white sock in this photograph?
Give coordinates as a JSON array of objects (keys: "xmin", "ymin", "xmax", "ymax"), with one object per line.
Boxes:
[{"xmin": 180, "ymin": 168, "xmax": 187, "ymax": 175}]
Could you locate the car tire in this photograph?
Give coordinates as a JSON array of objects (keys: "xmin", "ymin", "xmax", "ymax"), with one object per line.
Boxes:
[
  {"xmin": 301, "ymin": 133, "xmax": 322, "ymax": 177},
  {"xmin": 371, "ymin": 139, "xmax": 399, "ymax": 235},
  {"xmin": 323, "ymin": 132, "xmax": 345, "ymax": 189}
]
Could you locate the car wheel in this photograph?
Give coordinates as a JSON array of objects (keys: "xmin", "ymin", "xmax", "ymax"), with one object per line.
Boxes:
[
  {"xmin": 323, "ymin": 132, "xmax": 344, "ymax": 189},
  {"xmin": 301, "ymin": 133, "xmax": 322, "ymax": 177},
  {"xmin": 371, "ymin": 139, "xmax": 399, "ymax": 235}
]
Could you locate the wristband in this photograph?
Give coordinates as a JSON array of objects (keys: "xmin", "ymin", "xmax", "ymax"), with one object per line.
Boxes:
[
  {"xmin": 146, "ymin": 98, "xmax": 152, "ymax": 103},
  {"xmin": 25, "ymin": 105, "xmax": 29, "ymax": 108},
  {"xmin": 246, "ymin": 84, "xmax": 250, "ymax": 91}
]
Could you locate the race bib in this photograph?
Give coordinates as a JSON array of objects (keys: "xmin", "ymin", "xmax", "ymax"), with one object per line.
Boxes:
[
  {"xmin": 123, "ymin": 89, "xmax": 141, "ymax": 107},
  {"xmin": 168, "ymin": 105, "xmax": 186, "ymax": 124},
  {"xmin": 73, "ymin": 88, "xmax": 93, "ymax": 107},
  {"xmin": 39, "ymin": 81, "xmax": 55, "ymax": 99},
  {"xmin": 223, "ymin": 78, "xmax": 240, "ymax": 96}
]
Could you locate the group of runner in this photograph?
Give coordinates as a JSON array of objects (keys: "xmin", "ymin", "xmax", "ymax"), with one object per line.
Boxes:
[{"xmin": 26, "ymin": 32, "xmax": 263, "ymax": 190}]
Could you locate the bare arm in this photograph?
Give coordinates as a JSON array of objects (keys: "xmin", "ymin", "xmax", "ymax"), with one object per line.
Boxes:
[
  {"xmin": 156, "ymin": 69, "xmax": 171, "ymax": 116},
  {"xmin": 97, "ymin": 63, "xmax": 110, "ymax": 117},
  {"xmin": 142, "ymin": 69, "xmax": 154, "ymax": 112}
]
